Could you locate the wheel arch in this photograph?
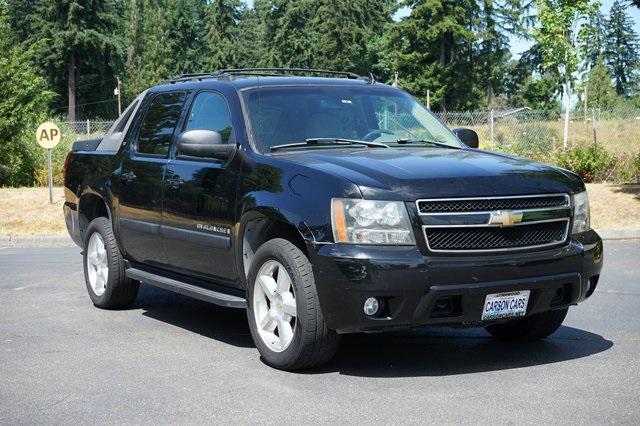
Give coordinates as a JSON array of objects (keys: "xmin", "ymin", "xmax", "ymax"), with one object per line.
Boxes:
[
  {"xmin": 78, "ymin": 191, "xmax": 111, "ymax": 243},
  {"xmin": 237, "ymin": 208, "xmax": 313, "ymax": 286}
]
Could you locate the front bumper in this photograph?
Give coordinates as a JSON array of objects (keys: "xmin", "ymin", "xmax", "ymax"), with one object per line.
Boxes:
[{"xmin": 309, "ymin": 230, "xmax": 603, "ymax": 334}]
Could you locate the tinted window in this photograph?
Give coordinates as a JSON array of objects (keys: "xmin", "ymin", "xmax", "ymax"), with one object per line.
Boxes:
[
  {"xmin": 185, "ymin": 92, "xmax": 234, "ymax": 143},
  {"xmin": 242, "ymin": 86, "xmax": 461, "ymax": 152},
  {"xmin": 137, "ymin": 92, "xmax": 186, "ymax": 156}
]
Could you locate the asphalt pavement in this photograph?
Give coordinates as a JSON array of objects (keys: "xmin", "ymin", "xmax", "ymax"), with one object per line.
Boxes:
[{"xmin": 1, "ymin": 241, "xmax": 638, "ymax": 424}]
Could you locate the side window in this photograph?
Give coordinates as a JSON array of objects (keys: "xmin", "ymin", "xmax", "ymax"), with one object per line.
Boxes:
[
  {"xmin": 136, "ymin": 92, "xmax": 186, "ymax": 156},
  {"xmin": 185, "ymin": 92, "xmax": 234, "ymax": 144}
]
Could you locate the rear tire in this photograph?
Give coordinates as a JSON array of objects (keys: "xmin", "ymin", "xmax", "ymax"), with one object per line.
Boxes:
[
  {"xmin": 485, "ymin": 308, "xmax": 568, "ymax": 341},
  {"xmin": 246, "ymin": 238, "xmax": 340, "ymax": 371},
  {"xmin": 83, "ymin": 217, "xmax": 139, "ymax": 309}
]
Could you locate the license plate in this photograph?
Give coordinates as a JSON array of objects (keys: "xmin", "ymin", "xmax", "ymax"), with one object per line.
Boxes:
[{"xmin": 481, "ymin": 290, "xmax": 530, "ymax": 321}]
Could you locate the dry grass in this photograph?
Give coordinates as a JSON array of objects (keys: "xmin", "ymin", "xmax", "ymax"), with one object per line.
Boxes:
[
  {"xmin": 0, "ymin": 185, "xmax": 638, "ymax": 236},
  {"xmin": 469, "ymin": 118, "xmax": 640, "ymax": 156},
  {"xmin": 586, "ymin": 183, "xmax": 640, "ymax": 229},
  {"xmin": 0, "ymin": 187, "xmax": 67, "ymax": 236}
]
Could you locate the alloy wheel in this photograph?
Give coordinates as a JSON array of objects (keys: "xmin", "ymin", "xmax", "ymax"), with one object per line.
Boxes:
[
  {"xmin": 87, "ymin": 232, "xmax": 108, "ymax": 296},
  {"xmin": 253, "ymin": 260, "xmax": 297, "ymax": 352}
]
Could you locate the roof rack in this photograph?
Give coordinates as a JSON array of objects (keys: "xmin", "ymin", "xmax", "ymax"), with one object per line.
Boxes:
[{"xmin": 166, "ymin": 68, "xmax": 367, "ymax": 83}]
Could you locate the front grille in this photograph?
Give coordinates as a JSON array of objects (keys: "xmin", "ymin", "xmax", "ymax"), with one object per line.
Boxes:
[
  {"xmin": 418, "ymin": 195, "xmax": 569, "ymax": 213},
  {"xmin": 425, "ymin": 221, "xmax": 568, "ymax": 251}
]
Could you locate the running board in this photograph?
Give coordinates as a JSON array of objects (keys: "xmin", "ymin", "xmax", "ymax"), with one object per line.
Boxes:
[{"xmin": 126, "ymin": 268, "xmax": 247, "ymax": 309}]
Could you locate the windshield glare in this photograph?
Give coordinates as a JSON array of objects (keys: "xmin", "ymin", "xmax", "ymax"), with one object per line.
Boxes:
[{"xmin": 242, "ymin": 86, "xmax": 462, "ymax": 152}]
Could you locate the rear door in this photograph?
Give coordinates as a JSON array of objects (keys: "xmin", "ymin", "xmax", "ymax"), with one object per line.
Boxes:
[
  {"xmin": 117, "ymin": 91, "xmax": 187, "ymax": 266},
  {"xmin": 161, "ymin": 90, "xmax": 241, "ymax": 284}
]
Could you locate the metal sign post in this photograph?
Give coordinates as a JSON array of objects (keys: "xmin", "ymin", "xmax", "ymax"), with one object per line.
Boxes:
[
  {"xmin": 36, "ymin": 121, "xmax": 62, "ymax": 204},
  {"xmin": 47, "ymin": 149, "xmax": 53, "ymax": 203}
]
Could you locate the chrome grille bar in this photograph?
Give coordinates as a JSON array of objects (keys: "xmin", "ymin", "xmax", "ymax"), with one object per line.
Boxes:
[{"xmin": 416, "ymin": 194, "xmax": 571, "ymax": 253}]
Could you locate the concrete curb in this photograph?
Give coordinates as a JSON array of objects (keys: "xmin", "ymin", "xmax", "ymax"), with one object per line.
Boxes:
[
  {"xmin": 596, "ymin": 229, "xmax": 640, "ymax": 240},
  {"xmin": 0, "ymin": 235, "xmax": 75, "ymax": 247},
  {"xmin": 1, "ymin": 229, "xmax": 639, "ymax": 248}
]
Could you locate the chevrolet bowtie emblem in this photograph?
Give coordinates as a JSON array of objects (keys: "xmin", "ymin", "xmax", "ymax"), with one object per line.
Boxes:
[{"xmin": 489, "ymin": 210, "xmax": 524, "ymax": 227}]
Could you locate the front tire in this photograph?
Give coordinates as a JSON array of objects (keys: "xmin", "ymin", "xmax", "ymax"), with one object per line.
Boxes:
[
  {"xmin": 83, "ymin": 217, "xmax": 139, "ymax": 309},
  {"xmin": 246, "ymin": 238, "xmax": 340, "ymax": 370},
  {"xmin": 485, "ymin": 308, "xmax": 568, "ymax": 341}
]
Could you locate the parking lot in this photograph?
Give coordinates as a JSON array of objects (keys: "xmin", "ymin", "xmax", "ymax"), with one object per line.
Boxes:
[{"xmin": 1, "ymin": 241, "xmax": 638, "ymax": 424}]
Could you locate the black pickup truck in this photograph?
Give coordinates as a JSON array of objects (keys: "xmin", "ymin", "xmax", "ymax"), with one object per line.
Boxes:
[{"xmin": 64, "ymin": 68, "xmax": 603, "ymax": 370}]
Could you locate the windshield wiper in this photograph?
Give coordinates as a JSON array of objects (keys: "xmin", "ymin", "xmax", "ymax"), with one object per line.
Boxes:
[
  {"xmin": 392, "ymin": 138, "xmax": 461, "ymax": 149},
  {"xmin": 270, "ymin": 138, "xmax": 389, "ymax": 152}
]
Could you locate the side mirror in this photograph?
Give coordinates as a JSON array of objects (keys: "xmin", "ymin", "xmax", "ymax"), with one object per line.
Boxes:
[
  {"xmin": 453, "ymin": 128, "xmax": 479, "ymax": 148},
  {"xmin": 176, "ymin": 130, "xmax": 236, "ymax": 160}
]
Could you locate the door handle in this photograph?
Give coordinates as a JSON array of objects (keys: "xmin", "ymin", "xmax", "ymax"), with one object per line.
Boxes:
[
  {"xmin": 121, "ymin": 171, "xmax": 137, "ymax": 185},
  {"xmin": 166, "ymin": 175, "xmax": 184, "ymax": 190}
]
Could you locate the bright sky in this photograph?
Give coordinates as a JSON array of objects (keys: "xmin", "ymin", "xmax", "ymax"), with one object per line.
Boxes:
[{"xmin": 395, "ymin": 1, "xmax": 640, "ymax": 57}]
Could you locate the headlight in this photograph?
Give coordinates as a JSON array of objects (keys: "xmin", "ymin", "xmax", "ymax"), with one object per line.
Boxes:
[
  {"xmin": 572, "ymin": 190, "xmax": 590, "ymax": 234},
  {"xmin": 331, "ymin": 198, "xmax": 415, "ymax": 245}
]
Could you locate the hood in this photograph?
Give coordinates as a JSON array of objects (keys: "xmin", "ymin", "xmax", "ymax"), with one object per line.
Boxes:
[{"xmin": 276, "ymin": 147, "xmax": 584, "ymax": 200}]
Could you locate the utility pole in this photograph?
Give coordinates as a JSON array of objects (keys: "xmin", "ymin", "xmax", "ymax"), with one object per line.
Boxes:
[
  {"xmin": 115, "ymin": 77, "xmax": 122, "ymax": 116},
  {"xmin": 68, "ymin": 53, "xmax": 76, "ymax": 121},
  {"xmin": 591, "ymin": 108, "xmax": 597, "ymax": 145},
  {"xmin": 583, "ymin": 86, "xmax": 588, "ymax": 123},
  {"xmin": 426, "ymin": 90, "xmax": 431, "ymax": 110}
]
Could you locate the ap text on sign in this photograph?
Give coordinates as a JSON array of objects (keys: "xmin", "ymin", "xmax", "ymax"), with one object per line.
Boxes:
[{"xmin": 36, "ymin": 121, "xmax": 61, "ymax": 149}]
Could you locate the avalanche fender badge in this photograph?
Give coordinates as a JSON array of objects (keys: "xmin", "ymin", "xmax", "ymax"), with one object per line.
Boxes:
[{"xmin": 196, "ymin": 224, "xmax": 231, "ymax": 235}]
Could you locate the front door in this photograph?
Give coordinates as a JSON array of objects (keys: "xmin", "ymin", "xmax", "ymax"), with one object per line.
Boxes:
[
  {"xmin": 118, "ymin": 91, "xmax": 187, "ymax": 267},
  {"xmin": 161, "ymin": 91, "xmax": 241, "ymax": 284}
]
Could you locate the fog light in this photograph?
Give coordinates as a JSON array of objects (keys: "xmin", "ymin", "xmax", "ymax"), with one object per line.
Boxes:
[{"xmin": 363, "ymin": 297, "xmax": 380, "ymax": 316}]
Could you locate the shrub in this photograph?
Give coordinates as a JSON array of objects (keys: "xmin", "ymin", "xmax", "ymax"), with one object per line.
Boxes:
[
  {"xmin": 493, "ymin": 123, "xmax": 559, "ymax": 160},
  {"xmin": 34, "ymin": 132, "xmax": 73, "ymax": 186},
  {"xmin": 554, "ymin": 144, "xmax": 613, "ymax": 183},
  {"xmin": 0, "ymin": 6, "xmax": 55, "ymax": 186}
]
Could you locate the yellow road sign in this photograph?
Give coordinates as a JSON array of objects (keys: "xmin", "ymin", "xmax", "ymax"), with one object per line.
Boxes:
[{"xmin": 36, "ymin": 121, "xmax": 61, "ymax": 149}]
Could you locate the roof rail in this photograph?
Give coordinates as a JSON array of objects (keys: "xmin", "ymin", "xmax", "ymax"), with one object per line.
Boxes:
[{"xmin": 166, "ymin": 68, "xmax": 365, "ymax": 83}]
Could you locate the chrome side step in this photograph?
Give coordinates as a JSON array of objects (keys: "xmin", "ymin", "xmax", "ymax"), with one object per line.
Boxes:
[{"xmin": 126, "ymin": 268, "xmax": 247, "ymax": 309}]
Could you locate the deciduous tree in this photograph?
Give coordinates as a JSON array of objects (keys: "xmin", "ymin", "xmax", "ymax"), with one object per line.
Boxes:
[
  {"xmin": 533, "ymin": 0, "xmax": 597, "ymax": 148},
  {"xmin": 0, "ymin": 4, "xmax": 55, "ymax": 185}
]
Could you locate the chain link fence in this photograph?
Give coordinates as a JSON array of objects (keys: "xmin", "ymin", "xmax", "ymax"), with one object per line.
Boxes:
[
  {"xmin": 58, "ymin": 120, "xmax": 115, "ymax": 140},
  {"xmin": 434, "ymin": 108, "xmax": 640, "ymax": 159}
]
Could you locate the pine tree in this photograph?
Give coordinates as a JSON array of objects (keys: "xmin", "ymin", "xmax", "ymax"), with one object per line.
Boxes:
[
  {"xmin": 123, "ymin": 0, "xmax": 146, "ymax": 100},
  {"xmin": 205, "ymin": 0, "xmax": 244, "ymax": 70},
  {"xmin": 582, "ymin": 9, "xmax": 607, "ymax": 69},
  {"xmin": 235, "ymin": 0, "xmax": 271, "ymax": 68},
  {"xmin": 125, "ymin": 0, "xmax": 207, "ymax": 97},
  {"xmin": 255, "ymin": 0, "xmax": 393, "ymax": 74},
  {"xmin": 308, "ymin": 0, "xmax": 394, "ymax": 74},
  {"xmin": 25, "ymin": 0, "xmax": 124, "ymax": 120},
  {"xmin": 4, "ymin": 0, "xmax": 36, "ymax": 45},
  {"xmin": 474, "ymin": 0, "xmax": 529, "ymax": 109},
  {"xmin": 605, "ymin": 0, "xmax": 640, "ymax": 96},
  {"xmin": 264, "ymin": 0, "xmax": 315, "ymax": 68},
  {"xmin": 587, "ymin": 56, "xmax": 619, "ymax": 109},
  {"xmin": 504, "ymin": 46, "xmax": 561, "ymax": 110},
  {"xmin": 380, "ymin": 0, "xmax": 479, "ymax": 110}
]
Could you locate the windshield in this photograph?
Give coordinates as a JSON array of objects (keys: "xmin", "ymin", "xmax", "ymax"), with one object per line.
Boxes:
[{"xmin": 242, "ymin": 85, "xmax": 462, "ymax": 152}]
